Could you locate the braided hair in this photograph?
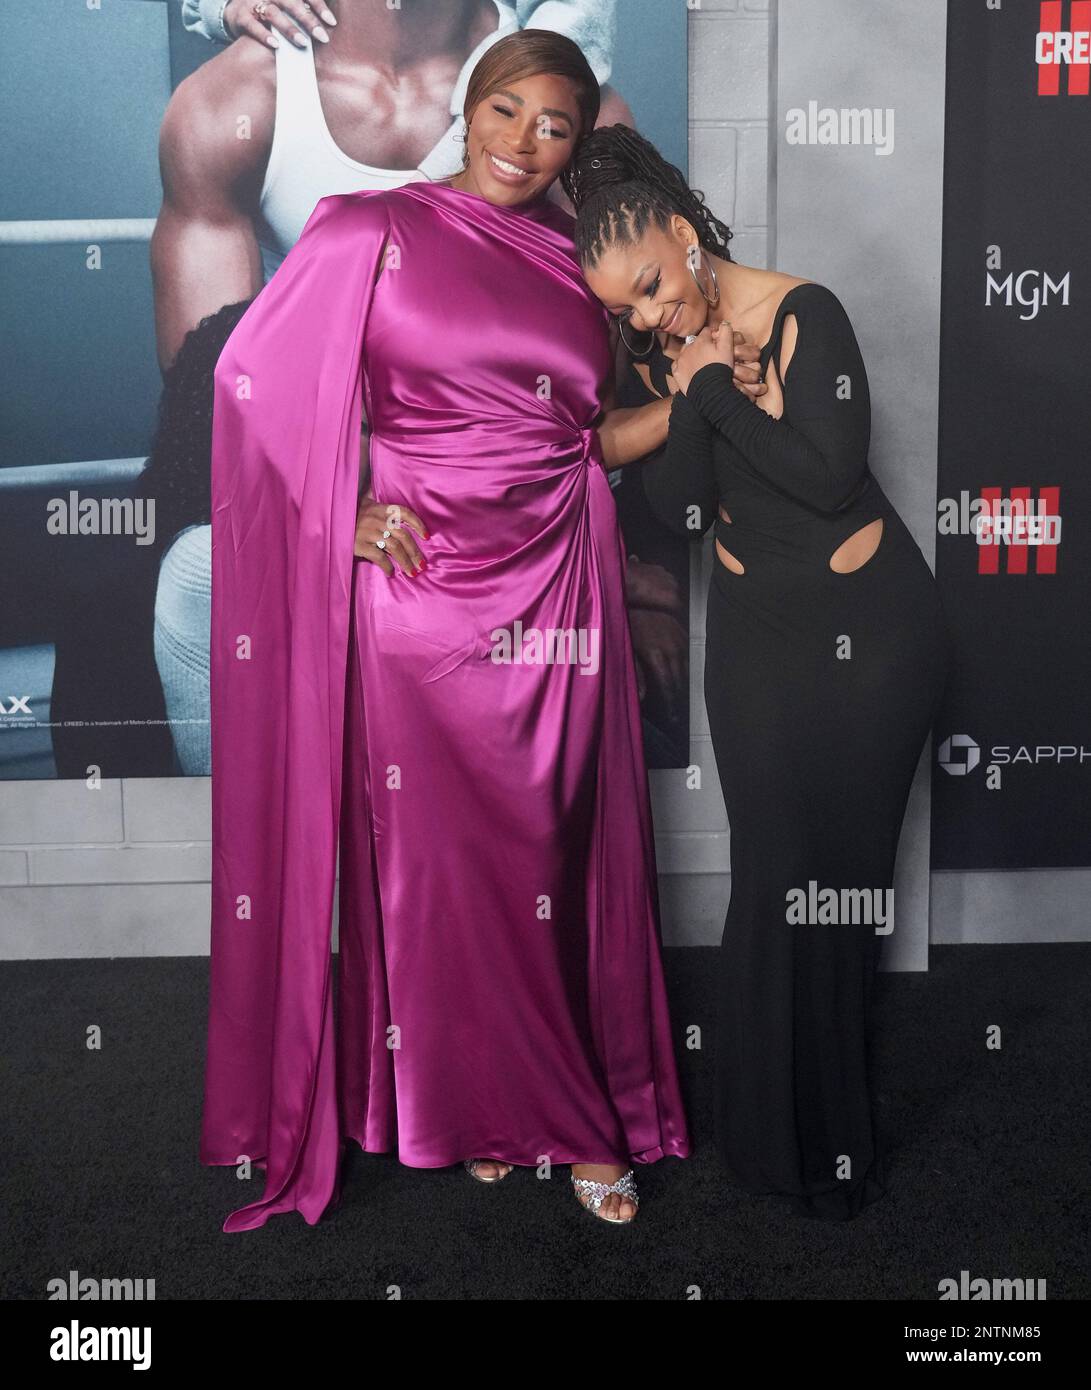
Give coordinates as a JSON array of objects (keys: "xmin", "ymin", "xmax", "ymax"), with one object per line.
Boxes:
[{"xmin": 561, "ymin": 124, "xmax": 734, "ymax": 270}]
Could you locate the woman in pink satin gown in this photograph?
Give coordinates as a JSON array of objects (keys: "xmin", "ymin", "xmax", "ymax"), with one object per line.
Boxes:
[{"xmin": 201, "ymin": 31, "xmax": 691, "ymax": 1232}]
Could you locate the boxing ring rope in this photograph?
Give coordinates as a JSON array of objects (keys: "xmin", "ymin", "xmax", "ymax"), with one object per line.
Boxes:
[{"xmin": 0, "ymin": 219, "xmax": 155, "ymax": 244}]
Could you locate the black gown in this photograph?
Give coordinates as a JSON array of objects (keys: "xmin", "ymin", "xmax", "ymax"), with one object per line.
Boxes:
[{"xmin": 642, "ymin": 282, "xmax": 953, "ymax": 1220}]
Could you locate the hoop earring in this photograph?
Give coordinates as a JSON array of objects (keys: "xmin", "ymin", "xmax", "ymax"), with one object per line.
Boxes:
[
  {"xmin": 618, "ymin": 316, "xmax": 656, "ymax": 360},
  {"xmin": 688, "ymin": 245, "xmax": 721, "ymax": 306}
]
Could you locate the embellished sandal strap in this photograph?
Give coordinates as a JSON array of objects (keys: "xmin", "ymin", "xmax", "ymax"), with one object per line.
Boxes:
[
  {"xmin": 570, "ymin": 1168, "xmax": 639, "ymax": 1211},
  {"xmin": 464, "ymin": 1157, "xmax": 511, "ymax": 1177}
]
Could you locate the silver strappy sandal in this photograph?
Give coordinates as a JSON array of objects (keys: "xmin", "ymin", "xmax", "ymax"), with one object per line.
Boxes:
[
  {"xmin": 570, "ymin": 1168, "xmax": 640, "ymax": 1224},
  {"xmin": 463, "ymin": 1158, "xmax": 514, "ymax": 1184}
]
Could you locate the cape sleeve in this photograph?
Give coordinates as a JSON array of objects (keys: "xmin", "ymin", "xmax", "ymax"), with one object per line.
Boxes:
[{"xmin": 200, "ymin": 190, "xmax": 391, "ymax": 1233}]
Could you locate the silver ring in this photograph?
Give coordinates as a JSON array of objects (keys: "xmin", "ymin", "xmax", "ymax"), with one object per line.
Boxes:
[
  {"xmin": 381, "ymin": 529, "xmax": 392, "ymax": 540},
  {"xmin": 375, "ymin": 538, "xmax": 387, "ymax": 551}
]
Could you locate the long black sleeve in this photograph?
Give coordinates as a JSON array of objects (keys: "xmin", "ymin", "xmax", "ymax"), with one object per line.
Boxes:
[
  {"xmin": 685, "ymin": 283, "xmax": 872, "ymax": 515},
  {"xmin": 640, "ymin": 386, "xmax": 719, "ymax": 538}
]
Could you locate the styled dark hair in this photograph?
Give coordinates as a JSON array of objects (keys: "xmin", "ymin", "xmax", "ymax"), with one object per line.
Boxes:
[
  {"xmin": 459, "ymin": 30, "xmax": 601, "ymax": 165},
  {"xmin": 135, "ymin": 299, "xmax": 252, "ymax": 550},
  {"xmin": 561, "ymin": 124, "xmax": 735, "ymax": 269}
]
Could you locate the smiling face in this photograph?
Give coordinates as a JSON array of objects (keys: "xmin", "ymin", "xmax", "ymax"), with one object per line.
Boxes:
[
  {"xmin": 458, "ymin": 72, "xmax": 583, "ymax": 206},
  {"xmin": 582, "ymin": 213, "xmax": 713, "ymax": 342}
]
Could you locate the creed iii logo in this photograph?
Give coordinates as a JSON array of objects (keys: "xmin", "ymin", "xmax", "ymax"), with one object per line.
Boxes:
[
  {"xmin": 1037, "ymin": 0, "xmax": 1091, "ymax": 94},
  {"xmin": 977, "ymin": 488, "xmax": 1062, "ymax": 575}
]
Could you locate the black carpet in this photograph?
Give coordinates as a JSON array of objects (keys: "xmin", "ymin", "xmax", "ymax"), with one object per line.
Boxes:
[{"xmin": 3, "ymin": 944, "xmax": 1088, "ymax": 1300}]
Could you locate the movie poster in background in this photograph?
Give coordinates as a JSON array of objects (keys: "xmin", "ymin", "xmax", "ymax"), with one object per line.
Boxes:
[
  {"xmin": 931, "ymin": 0, "xmax": 1091, "ymax": 868},
  {"xmin": 0, "ymin": 0, "xmax": 688, "ymax": 780}
]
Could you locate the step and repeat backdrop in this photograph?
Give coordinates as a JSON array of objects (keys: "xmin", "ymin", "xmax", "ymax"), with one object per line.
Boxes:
[
  {"xmin": 932, "ymin": 0, "xmax": 1090, "ymax": 868},
  {"xmin": 0, "ymin": 0, "xmax": 688, "ymax": 781},
  {"xmin": 3, "ymin": 1, "xmax": 1086, "ymax": 879}
]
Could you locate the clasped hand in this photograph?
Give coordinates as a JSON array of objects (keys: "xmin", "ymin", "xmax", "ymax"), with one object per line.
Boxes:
[{"xmin": 671, "ymin": 322, "xmax": 754, "ymax": 397}]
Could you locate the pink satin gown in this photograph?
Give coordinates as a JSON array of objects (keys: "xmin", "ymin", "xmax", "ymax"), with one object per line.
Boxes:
[{"xmin": 202, "ymin": 181, "xmax": 691, "ymax": 1232}]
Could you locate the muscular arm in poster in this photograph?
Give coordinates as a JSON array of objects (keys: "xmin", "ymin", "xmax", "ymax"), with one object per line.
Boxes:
[{"xmin": 151, "ymin": 41, "xmax": 275, "ymax": 372}]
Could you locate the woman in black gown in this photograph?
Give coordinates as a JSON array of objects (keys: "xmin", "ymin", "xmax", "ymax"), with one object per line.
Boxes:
[{"xmin": 565, "ymin": 127, "xmax": 953, "ymax": 1220}]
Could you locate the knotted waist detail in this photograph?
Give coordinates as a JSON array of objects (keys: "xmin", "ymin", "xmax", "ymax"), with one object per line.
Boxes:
[{"xmin": 373, "ymin": 416, "xmax": 603, "ymax": 475}]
